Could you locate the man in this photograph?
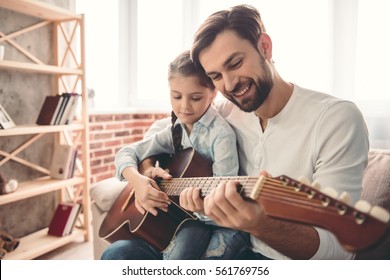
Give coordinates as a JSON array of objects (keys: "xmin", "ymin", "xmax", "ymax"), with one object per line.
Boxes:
[{"xmin": 103, "ymin": 4, "xmax": 369, "ymax": 260}]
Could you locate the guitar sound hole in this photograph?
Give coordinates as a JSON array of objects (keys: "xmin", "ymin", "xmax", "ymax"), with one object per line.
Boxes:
[
  {"xmin": 354, "ymin": 212, "xmax": 366, "ymax": 225},
  {"xmin": 336, "ymin": 203, "xmax": 347, "ymax": 215}
]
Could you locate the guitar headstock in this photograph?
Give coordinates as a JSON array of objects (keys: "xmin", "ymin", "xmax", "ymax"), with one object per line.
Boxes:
[{"xmin": 255, "ymin": 175, "xmax": 390, "ymax": 251}]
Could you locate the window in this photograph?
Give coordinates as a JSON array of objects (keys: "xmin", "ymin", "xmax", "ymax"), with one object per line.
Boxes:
[
  {"xmin": 78, "ymin": 0, "xmax": 390, "ymax": 147},
  {"xmin": 77, "ymin": 0, "xmax": 333, "ymax": 111}
]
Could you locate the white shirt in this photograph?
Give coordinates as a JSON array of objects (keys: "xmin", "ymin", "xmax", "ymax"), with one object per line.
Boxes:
[{"xmin": 146, "ymin": 84, "xmax": 369, "ymax": 259}]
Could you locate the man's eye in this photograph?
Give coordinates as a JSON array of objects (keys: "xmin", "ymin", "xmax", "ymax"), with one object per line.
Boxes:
[
  {"xmin": 210, "ymin": 74, "xmax": 221, "ymax": 81},
  {"xmin": 230, "ymin": 59, "xmax": 242, "ymax": 69}
]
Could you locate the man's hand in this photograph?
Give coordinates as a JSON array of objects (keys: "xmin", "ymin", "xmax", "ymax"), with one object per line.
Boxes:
[
  {"xmin": 203, "ymin": 180, "xmax": 262, "ymax": 232},
  {"xmin": 179, "ymin": 187, "xmax": 205, "ymax": 213}
]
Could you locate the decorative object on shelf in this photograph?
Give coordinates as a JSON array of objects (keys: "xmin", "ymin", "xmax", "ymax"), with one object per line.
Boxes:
[
  {"xmin": 50, "ymin": 144, "xmax": 77, "ymax": 180},
  {"xmin": 0, "ymin": 229, "xmax": 20, "ymax": 259},
  {"xmin": 0, "ymin": 104, "xmax": 15, "ymax": 129},
  {"xmin": 0, "ymin": 173, "xmax": 18, "ymax": 195},
  {"xmin": 48, "ymin": 202, "xmax": 82, "ymax": 237}
]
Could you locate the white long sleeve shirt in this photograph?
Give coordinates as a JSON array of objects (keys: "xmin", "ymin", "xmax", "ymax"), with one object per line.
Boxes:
[{"xmin": 145, "ymin": 84, "xmax": 369, "ymax": 259}]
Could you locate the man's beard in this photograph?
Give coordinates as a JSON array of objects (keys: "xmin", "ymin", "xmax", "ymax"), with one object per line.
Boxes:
[{"xmin": 225, "ymin": 60, "xmax": 273, "ymax": 113}]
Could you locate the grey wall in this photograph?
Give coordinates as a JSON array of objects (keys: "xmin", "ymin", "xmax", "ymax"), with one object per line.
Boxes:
[{"xmin": 0, "ymin": 0, "xmax": 73, "ymax": 238}]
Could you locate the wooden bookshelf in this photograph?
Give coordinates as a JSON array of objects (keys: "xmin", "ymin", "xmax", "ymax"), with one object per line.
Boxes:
[
  {"xmin": 2, "ymin": 228, "xmax": 86, "ymax": 260},
  {"xmin": 0, "ymin": 0, "xmax": 91, "ymax": 260},
  {"xmin": 0, "ymin": 60, "xmax": 82, "ymax": 75}
]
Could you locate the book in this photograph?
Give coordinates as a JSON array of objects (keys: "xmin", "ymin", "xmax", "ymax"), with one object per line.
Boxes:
[
  {"xmin": 47, "ymin": 203, "xmax": 73, "ymax": 236},
  {"xmin": 66, "ymin": 148, "xmax": 78, "ymax": 179},
  {"xmin": 53, "ymin": 93, "xmax": 71, "ymax": 125},
  {"xmin": 36, "ymin": 95, "xmax": 62, "ymax": 125},
  {"xmin": 50, "ymin": 144, "xmax": 74, "ymax": 179},
  {"xmin": 50, "ymin": 95, "xmax": 64, "ymax": 125},
  {"xmin": 64, "ymin": 94, "xmax": 80, "ymax": 125},
  {"xmin": 48, "ymin": 203, "xmax": 81, "ymax": 237},
  {"xmin": 59, "ymin": 93, "xmax": 80, "ymax": 125},
  {"xmin": 63, "ymin": 203, "xmax": 82, "ymax": 235}
]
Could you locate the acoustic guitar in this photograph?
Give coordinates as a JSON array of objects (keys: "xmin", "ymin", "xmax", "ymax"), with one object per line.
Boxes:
[{"xmin": 99, "ymin": 148, "xmax": 390, "ymax": 253}]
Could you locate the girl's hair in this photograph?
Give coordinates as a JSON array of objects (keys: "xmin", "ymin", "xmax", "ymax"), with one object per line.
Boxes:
[{"xmin": 168, "ymin": 50, "xmax": 215, "ymax": 153}]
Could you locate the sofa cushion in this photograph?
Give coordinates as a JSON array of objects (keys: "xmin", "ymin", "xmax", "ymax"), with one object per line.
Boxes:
[
  {"xmin": 361, "ymin": 149, "xmax": 390, "ymax": 212},
  {"xmin": 90, "ymin": 177, "xmax": 127, "ymax": 211}
]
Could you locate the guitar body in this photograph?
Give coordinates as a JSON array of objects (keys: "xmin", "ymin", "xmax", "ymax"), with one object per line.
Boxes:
[{"xmin": 99, "ymin": 148, "xmax": 213, "ymax": 251}]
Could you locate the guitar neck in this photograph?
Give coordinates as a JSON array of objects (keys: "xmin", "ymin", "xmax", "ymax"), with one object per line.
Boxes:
[
  {"xmin": 158, "ymin": 175, "xmax": 264, "ymax": 199},
  {"xmin": 159, "ymin": 174, "xmax": 390, "ymax": 251}
]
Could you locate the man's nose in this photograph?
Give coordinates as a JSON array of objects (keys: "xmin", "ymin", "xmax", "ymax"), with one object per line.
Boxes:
[{"xmin": 223, "ymin": 73, "xmax": 238, "ymax": 93}]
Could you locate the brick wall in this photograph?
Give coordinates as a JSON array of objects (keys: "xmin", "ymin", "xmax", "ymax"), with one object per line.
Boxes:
[{"xmin": 88, "ymin": 112, "xmax": 169, "ymax": 184}]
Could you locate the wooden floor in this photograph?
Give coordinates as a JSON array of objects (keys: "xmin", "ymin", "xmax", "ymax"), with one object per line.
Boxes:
[{"xmin": 34, "ymin": 236, "xmax": 94, "ymax": 260}]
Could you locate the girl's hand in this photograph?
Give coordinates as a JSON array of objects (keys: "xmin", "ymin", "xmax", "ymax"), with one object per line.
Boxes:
[{"xmin": 123, "ymin": 167, "xmax": 171, "ymax": 216}]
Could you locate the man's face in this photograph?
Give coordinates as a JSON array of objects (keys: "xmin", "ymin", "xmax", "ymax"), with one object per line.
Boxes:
[{"xmin": 199, "ymin": 30, "xmax": 273, "ymax": 112}]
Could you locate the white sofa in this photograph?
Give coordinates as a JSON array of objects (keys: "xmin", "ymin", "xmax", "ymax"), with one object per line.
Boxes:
[{"xmin": 90, "ymin": 149, "xmax": 390, "ymax": 259}]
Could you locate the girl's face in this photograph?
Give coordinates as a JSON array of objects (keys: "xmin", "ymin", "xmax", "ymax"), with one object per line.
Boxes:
[{"xmin": 169, "ymin": 74, "xmax": 216, "ymax": 131}]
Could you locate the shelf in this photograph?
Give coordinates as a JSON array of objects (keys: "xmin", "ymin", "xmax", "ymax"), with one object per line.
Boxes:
[
  {"xmin": 0, "ymin": 123, "xmax": 84, "ymax": 136},
  {"xmin": 3, "ymin": 227, "xmax": 86, "ymax": 260},
  {"xmin": 1, "ymin": 0, "xmax": 91, "ymax": 260},
  {"xmin": 0, "ymin": 60, "xmax": 83, "ymax": 75},
  {"xmin": 0, "ymin": 176, "xmax": 85, "ymax": 205},
  {"xmin": 0, "ymin": 0, "xmax": 81, "ymax": 21}
]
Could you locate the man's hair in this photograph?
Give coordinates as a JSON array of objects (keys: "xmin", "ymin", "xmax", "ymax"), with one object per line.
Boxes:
[
  {"xmin": 191, "ymin": 4, "xmax": 266, "ymax": 71},
  {"xmin": 168, "ymin": 50, "xmax": 215, "ymax": 90}
]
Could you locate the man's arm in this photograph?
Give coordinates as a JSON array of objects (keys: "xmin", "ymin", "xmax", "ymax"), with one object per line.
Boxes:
[{"xmin": 204, "ymin": 179, "xmax": 319, "ymax": 259}]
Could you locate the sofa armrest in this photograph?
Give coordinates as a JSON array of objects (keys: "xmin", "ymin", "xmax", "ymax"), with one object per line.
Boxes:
[
  {"xmin": 90, "ymin": 177, "xmax": 127, "ymax": 212},
  {"xmin": 90, "ymin": 177, "xmax": 127, "ymax": 259}
]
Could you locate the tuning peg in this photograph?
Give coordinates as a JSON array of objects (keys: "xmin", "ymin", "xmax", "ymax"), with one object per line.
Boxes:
[
  {"xmin": 322, "ymin": 187, "xmax": 338, "ymax": 199},
  {"xmin": 338, "ymin": 191, "xmax": 351, "ymax": 205},
  {"xmin": 370, "ymin": 205, "xmax": 390, "ymax": 223},
  {"xmin": 298, "ymin": 176, "xmax": 311, "ymax": 185},
  {"xmin": 311, "ymin": 181, "xmax": 321, "ymax": 190},
  {"xmin": 354, "ymin": 200, "xmax": 372, "ymax": 213}
]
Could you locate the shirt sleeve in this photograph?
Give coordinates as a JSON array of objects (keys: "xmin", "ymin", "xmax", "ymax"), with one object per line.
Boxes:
[
  {"xmin": 310, "ymin": 227, "xmax": 355, "ymax": 259},
  {"xmin": 211, "ymin": 125, "xmax": 239, "ymax": 177},
  {"xmin": 311, "ymin": 101, "xmax": 369, "ymax": 259},
  {"xmin": 114, "ymin": 126, "xmax": 175, "ymax": 181}
]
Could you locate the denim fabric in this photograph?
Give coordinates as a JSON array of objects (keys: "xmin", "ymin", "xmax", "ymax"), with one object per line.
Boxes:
[
  {"xmin": 163, "ymin": 220, "xmax": 212, "ymax": 259},
  {"xmin": 200, "ymin": 226, "xmax": 251, "ymax": 260},
  {"xmin": 101, "ymin": 220, "xmax": 259, "ymax": 260},
  {"xmin": 101, "ymin": 239, "xmax": 161, "ymax": 260}
]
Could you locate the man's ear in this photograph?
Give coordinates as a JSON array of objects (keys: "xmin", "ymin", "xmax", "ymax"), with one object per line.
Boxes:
[{"xmin": 257, "ymin": 33, "xmax": 273, "ymax": 59}]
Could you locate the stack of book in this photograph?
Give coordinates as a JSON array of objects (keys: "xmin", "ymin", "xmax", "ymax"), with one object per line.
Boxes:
[
  {"xmin": 36, "ymin": 93, "xmax": 80, "ymax": 125},
  {"xmin": 50, "ymin": 144, "xmax": 78, "ymax": 180},
  {"xmin": 48, "ymin": 202, "xmax": 82, "ymax": 237}
]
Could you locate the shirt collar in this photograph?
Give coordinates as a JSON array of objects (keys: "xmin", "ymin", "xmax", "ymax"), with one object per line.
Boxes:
[{"xmin": 174, "ymin": 104, "xmax": 218, "ymax": 128}]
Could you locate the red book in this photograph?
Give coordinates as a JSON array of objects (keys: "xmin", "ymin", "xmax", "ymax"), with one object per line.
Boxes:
[
  {"xmin": 48, "ymin": 203, "xmax": 74, "ymax": 236},
  {"xmin": 36, "ymin": 95, "xmax": 62, "ymax": 125}
]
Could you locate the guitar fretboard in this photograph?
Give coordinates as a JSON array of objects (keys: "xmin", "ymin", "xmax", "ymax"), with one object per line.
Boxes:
[{"xmin": 158, "ymin": 175, "xmax": 267, "ymax": 200}]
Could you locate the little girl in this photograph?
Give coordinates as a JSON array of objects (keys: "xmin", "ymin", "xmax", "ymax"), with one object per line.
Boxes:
[{"xmin": 102, "ymin": 50, "xmax": 250, "ymax": 260}]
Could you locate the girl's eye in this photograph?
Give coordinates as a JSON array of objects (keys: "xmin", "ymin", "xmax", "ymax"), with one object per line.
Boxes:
[
  {"xmin": 192, "ymin": 97, "xmax": 202, "ymax": 101},
  {"xmin": 172, "ymin": 96, "xmax": 181, "ymax": 100}
]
